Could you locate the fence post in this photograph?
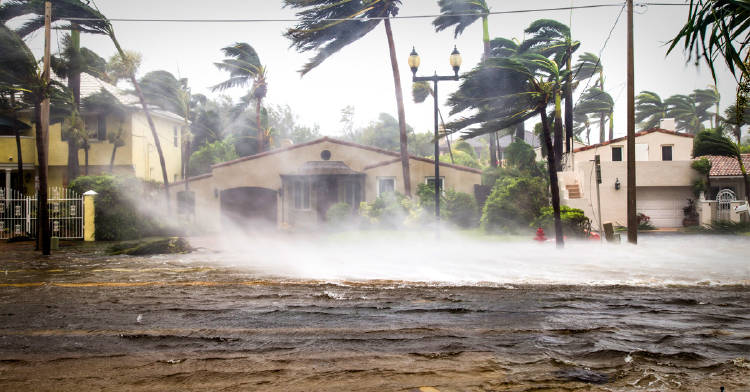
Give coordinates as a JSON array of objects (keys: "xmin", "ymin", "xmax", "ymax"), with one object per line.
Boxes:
[{"xmin": 83, "ymin": 190, "xmax": 97, "ymax": 242}]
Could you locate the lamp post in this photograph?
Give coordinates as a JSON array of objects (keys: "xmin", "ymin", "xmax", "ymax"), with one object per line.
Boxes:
[{"xmin": 408, "ymin": 46, "xmax": 462, "ymax": 220}]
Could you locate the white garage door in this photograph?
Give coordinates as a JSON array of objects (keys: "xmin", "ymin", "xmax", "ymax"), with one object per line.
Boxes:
[{"xmin": 636, "ymin": 187, "xmax": 692, "ymax": 228}]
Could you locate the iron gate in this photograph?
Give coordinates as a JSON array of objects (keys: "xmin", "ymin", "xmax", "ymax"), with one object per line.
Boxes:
[
  {"xmin": 716, "ymin": 188, "xmax": 737, "ymax": 222},
  {"xmin": 0, "ymin": 187, "xmax": 84, "ymax": 240}
]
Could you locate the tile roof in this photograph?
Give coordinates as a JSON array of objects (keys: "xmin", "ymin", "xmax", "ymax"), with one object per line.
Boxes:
[
  {"xmin": 573, "ymin": 128, "xmax": 694, "ymax": 153},
  {"xmin": 700, "ymin": 154, "xmax": 750, "ymax": 177}
]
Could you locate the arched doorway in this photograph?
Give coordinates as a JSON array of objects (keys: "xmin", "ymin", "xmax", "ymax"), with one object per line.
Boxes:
[{"xmin": 220, "ymin": 187, "xmax": 277, "ymax": 228}]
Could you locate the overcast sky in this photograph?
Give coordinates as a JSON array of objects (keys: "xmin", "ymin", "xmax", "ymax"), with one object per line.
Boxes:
[{"xmin": 22, "ymin": 0, "xmax": 738, "ymax": 142}]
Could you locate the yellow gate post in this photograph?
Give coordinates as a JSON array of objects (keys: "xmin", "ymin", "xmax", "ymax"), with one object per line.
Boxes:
[{"xmin": 83, "ymin": 190, "xmax": 97, "ymax": 241}]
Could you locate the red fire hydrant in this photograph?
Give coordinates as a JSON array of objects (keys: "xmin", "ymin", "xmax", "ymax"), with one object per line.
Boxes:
[{"xmin": 534, "ymin": 227, "xmax": 547, "ymax": 242}]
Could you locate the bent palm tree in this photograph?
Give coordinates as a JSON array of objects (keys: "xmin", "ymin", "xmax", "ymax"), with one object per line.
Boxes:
[
  {"xmin": 576, "ymin": 87, "xmax": 613, "ymax": 143},
  {"xmin": 723, "ymin": 104, "xmax": 750, "ymax": 142},
  {"xmin": 635, "ymin": 91, "xmax": 667, "ymax": 130},
  {"xmin": 211, "ymin": 43, "xmax": 267, "ymax": 153},
  {"xmin": 666, "ymin": 94, "xmax": 703, "ymax": 134},
  {"xmin": 447, "ymin": 53, "xmax": 567, "ymax": 247},
  {"xmin": 284, "ymin": 0, "xmax": 413, "ymax": 195},
  {"xmin": 432, "ymin": 0, "xmax": 499, "ymax": 166},
  {"xmin": 692, "ymin": 86, "xmax": 721, "ymax": 128},
  {"xmin": 574, "ymin": 52, "xmax": 610, "ymax": 141}
]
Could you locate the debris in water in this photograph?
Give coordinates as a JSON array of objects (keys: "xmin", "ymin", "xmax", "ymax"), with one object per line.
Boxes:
[{"xmin": 136, "ymin": 314, "xmax": 143, "ymax": 324}]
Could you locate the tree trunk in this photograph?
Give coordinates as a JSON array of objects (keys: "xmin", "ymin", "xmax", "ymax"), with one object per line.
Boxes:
[
  {"xmin": 256, "ymin": 99, "xmax": 263, "ymax": 153},
  {"xmin": 554, "ymin": 92, "xmax": 563, "ymax": 171},
  {"xmin": 515, "ymin": 122, "xmax": 525, "ymax": 141},
  {"xmin": 482, "ymin": 15, "xmax": 498, "ymax": 168},
  {"xmin": 564, "ymin": 47, "xmax": 573, "ymax": 153},
  {"xmin": 109, "ymin": 145, "xmax": 117, "ymax": 172},
  {"xmin": 599, "ymin": 113, "xmax": 606, "ymax": 143},
  {"xmin": 383, "ymin": 17, "xmax": 411, "ymax": 196},
  {"xmin": 10, "ymin": 93, "xmax": 23, "ymax": 192},
  {"xmin": 738, "ymin": 153, "xmax": 750, "ymax": 202},
  {"xmin": 609, "ymin": 111, "xmax": 614, "ymax": 140},
  {"xmin": 109, "ymin": 34, "xmax": 170, "ymax": 204},
  {"xmin": 84, "ymin": 146, "xmax": 89, "ymax": 175},
  {"xmin": 539, "ymin": 107, "xmax": 564, "ymax": 248},
  {"xmin": 66, "ymin": 26, "xmax": 81, "ymax": 182}
]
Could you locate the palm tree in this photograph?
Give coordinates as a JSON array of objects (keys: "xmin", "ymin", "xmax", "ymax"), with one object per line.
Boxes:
[
  {"xmin": 211, "ymin": 43, "xmax": 267, "ymax": 154},
  {"xmin": 8, "ymin": 0, "xmax": 173, "ymax": 202},
  {"xmin": 692, "ymin": 86, "xmax": 721, "ymax": 128},
  {"xmin": 635, "ymin": 91, "xmax": 667, "ymax": 130},
  {"xmin": 0, "ymin": 24, "xmax": 52, "ymax": 253},
  {"xmin": 573, "ymin": 52, "xmax": 611, "ymax": 141},
  {"xmin": 0, "ymin": 91, "xmax": 28, "ymax": 191},
  {"xmin": 576, "ymin": 87, "xmax": 613, "ymax": 142},
  {"xmin": 693, "ymin": 128, "xmax": 750, "ymax": 202},
  {"xmin": 412, "ymin": 81, "xmax": 453, "ymax": 164},
  {"xmin": 665, "ymin": 94, "xmax": 703, "ymax": 134},
  {"xmin": 432, "ymin": 0, "xmax": 500, "ymax": 167},
  {"xmin": 447, "ymin": 53, "xmax": 567, "ymax": 247},
  {"xmin": 51, "ymin": 32, "xmax": 107, "ymax": 181},
  {"xmin": 283, "ymin": 0, "xmax": 413, "ymax": 196},
  {"xmin": 522, "ymin": 19, "xmax": 581, "ymax": 155},
  {"xmin": 669, "ymin": 0, "xmax": 750, "ymax": 81},
  {"xmin": 139, "ymin": 70, "xmax": 194, "ymax": 188},
  {"xmin": 723, "ymin": 104, "xmax": 750, "ymax": 142},
  {"xmin": 81, "ymin": 89, "xmax": 127, "ymax": 174},
  {"xmin": 572, "ymin": 109, "xmax": 591, "ymax": 144}
]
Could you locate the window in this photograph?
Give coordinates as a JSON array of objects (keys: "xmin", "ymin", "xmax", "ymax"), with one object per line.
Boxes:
[
  {"xmin": 293, "ymin": 180, "xmax": 310, "ymax": 210},
  {"xmin": 173, "ymin": 126, "xmax": 179, "ymax": 147},
  {"xmin": 612, "ymin": 146, "xmax": 623, "ymax": 161},
  {"xmin": 661, "ymin": 145, "xmax": 673, "ymax": 161},
  {"xmin": 377, "ymin": 177, "xmax": 395, "ymax": 196},
  {"xmin": 97, "ymin": 115, "xmax": 107, "ymax": 141},
  {"xmin": 425, "ymin": 176, "xmax": 445, "ymax": 193},
  {"xmin": 344, "ymin": 181, "xmax": 361, "ymax": 208}
]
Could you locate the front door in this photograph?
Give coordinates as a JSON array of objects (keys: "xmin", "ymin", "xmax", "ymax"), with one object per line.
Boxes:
[{"xmin": 316, "ymin": 177, "xmax": 338, "ymax": 221}]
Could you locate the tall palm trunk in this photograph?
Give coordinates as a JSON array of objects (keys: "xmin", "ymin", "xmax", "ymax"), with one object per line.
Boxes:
[
  {"xmin": 109, "ymin": 143, "xmax": 118, "ymax": 172},
  {"xmin": 564, "ymin": 47, "xmax": 573, "ymax": 153},
  {"xmin": 66, "ymin": 26, "xmax": 81, "ymax": 182},
  {"xmin": 481, "ymin": 15, "xmax": 498, "ymax": 168},
  {"xmin": 109, "ymin": 35, "xmax": 170, "ymax": 204},
  {"xmin": 35, "ymin": 100, "xmax": 50, "ymax": 254},
  {"xmin": 599, "ymin": 70, "xmax": 606, "ymax": 142},
  {"xmin": 553, "ymin": 92, "xmax": 563, "ymax": 171},
  {"xmin": 539, "ymin": 107, "xmax": 563, "ymax": 248},
  {"xmin": 608, "ymin": 111, "xmax": 614, "ymax": 140},
  {"xmin": 10, "ymin": 93, "xmax": 23, "ymax": 191},
  {"xmin": 383, "ymin": 17, "xmax": 411, "ymax": 196},
  {"xmin": 256, "ymin": 99, "xmax": 263, "ymax": 153}
]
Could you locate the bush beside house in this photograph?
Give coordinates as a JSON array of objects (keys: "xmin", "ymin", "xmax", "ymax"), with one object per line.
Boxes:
[
  {"xmin": 70, "ymin": 175, "xmax": 176, "ymax": 241},
  {"xmin": 481, "ymin": 176, "xmax": 549, "ymax": 233},
  {"xmin": 532, "ymin": 205, "xmax": 591, "ymax": 238}
]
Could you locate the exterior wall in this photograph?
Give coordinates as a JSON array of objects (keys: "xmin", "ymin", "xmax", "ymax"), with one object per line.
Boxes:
[
  {"xmin": 363, "ymin": 159, "xmax": 480, "ymax": 200},
  {"xmin": 130, "ymin": 112, "xmax": 183, "ymax": 184},
  {"xmin": 572, "ymin": 132, "xmax": 694, "ymax": 165},
  {"xmin": 562, "ymin": 160, "xmax": 699, "ymax": 228},
  {"xmin": 710, "ymin": 177, "xmax": 746, "ymax": 201},
  {"xmin": 0, "ymin": 136, "xmax": 36, "ymax": 165}
]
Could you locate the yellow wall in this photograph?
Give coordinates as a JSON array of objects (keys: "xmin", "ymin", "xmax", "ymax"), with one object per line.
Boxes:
[
  {"xmin": 0, "ymin": 136, "xmax": 36, "ymax": 165},
  {"xmin": 363, "ymin": 159, "xmax": 480, "ymax": 198},
  {"xmin": 130, "ymin": 112, "xmax": 183, "ymax": 184}
]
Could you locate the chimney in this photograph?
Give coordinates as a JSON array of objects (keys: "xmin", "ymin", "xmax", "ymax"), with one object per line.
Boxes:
[{"xmin": 660, "ymin": 118, "xmax": 676, "ymax": 132}]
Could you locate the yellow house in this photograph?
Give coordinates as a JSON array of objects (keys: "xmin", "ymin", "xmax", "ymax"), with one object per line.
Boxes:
[{"xmin": 1, "ymin": 74, "xmax": 185, "ymax": 193}]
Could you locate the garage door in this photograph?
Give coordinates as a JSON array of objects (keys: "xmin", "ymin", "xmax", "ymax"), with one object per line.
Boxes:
[{"xmin": 636, "ymin": 187, "xmax": 692, "ymax": 228}]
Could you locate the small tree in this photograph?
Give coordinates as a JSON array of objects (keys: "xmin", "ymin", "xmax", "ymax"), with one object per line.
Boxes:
[{"xmin": 693, "ymin": 129, "xmax": 749, "ymax": 201}]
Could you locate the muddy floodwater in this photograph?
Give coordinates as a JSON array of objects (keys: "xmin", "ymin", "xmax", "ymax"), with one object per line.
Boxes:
[{"xmin": 0, "ymin": 234, "xmax": 749, "ymax": 391}]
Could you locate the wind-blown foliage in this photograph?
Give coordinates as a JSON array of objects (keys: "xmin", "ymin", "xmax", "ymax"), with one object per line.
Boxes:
[
  {"xmin": 668, "ymin": 0, "xmax": 750, "ymax": 80},
  {"xmin": 635, "ymin": 90, "xmax": 668, "ymax": 130},
  {"xmin": 693, "ymin": 128, "xmax": 750, "ymax": 202}
]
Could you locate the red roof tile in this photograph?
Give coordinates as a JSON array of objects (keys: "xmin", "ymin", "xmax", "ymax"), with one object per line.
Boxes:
[
  {"xmin": 573, "ymin": 128, "xmax": 694, "ymax": 153},
  {"xmin": 700, "ymin": 154, "xmax": 750, "ymax": 177}
]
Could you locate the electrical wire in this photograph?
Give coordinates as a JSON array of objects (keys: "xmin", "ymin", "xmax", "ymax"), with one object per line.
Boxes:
[{"xmin": 61, "ymin": 2, "xmax": 686, "ymax": 24}]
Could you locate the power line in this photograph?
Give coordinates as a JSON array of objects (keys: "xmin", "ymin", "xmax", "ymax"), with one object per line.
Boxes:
[{"xmin": 62, "ymin": 2, "xmax": 685, "ymax": 24}]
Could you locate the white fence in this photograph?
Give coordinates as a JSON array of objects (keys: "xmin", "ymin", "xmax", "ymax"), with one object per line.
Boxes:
[{"xmin": 0, "ymin": 187, "xmax": 84, "ymax": 240}]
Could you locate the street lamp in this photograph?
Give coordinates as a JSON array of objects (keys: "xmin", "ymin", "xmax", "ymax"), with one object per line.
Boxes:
[{"xmin": 409, "ymin": 45, "xmax": 462, "ymax": 220}]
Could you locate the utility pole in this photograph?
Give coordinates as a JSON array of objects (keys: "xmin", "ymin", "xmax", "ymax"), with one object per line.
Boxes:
[
  {"xmin": 626, "ymin": 0, "xmax": 637, "ymax": 244},
  {"xmin": 595, "ymin": 155, "xmax": 604, "ymax": 243},
  {"xmin": 37, "ymin": 0, "xmax": 52, "ymax": 255}
]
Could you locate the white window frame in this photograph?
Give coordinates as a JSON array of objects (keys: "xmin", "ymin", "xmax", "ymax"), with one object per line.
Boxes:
[
  {"xmin": 424, "ymin": 176, "xmax": 445, "ymax": 193},
  {"xmin": 376, "ymin": 176, "xmax": 396, "ymax": 197}
]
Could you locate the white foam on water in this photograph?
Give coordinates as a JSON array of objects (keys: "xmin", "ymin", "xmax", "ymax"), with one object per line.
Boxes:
[{"xmin": 192, "ymin": 231, "xmax": 750, "ymax": 286}]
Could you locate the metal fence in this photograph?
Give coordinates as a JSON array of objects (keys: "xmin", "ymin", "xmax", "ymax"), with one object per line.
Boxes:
[{"xmin": 0, "ymin": 187, "xmax": 84, "ymax": 240}]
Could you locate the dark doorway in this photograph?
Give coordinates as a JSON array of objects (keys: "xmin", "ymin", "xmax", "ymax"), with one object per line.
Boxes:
[
  {"xmin": 220, "ymin": 187, "xmax": 277, "ymax": 228},
  {"xmin": 315, "ymin": 177, "xmax": 338, "ymax": 221}
]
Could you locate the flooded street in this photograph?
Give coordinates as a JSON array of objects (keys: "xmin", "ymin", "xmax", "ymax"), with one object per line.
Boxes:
[{"xmin": 0, "ymin": 236, "xmax": 749, "ymax": 391}]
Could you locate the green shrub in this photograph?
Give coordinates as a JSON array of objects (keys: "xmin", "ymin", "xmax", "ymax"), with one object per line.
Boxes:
[
  {"xmin": 481, "ymin": 176, "xmax": 549, "ymax": 233},
  {"xmin": 326, "ymin": 202, "xmax": 354, "ymax": 226},
  {"xmin": 359, "ymin": 192, "xmax": 411, "ymax": 228},
  {"xmin": 416, "ymin": 183, "xmax": 478, "ymax": 228},
  {"xmin": 504, "ymin": 139, "xmax": 537, "ymax": 172},
  {"xmin": 189, "ymin": 139, "xmax": 238, "ymax": 175},
  {"xmin": 69, "ymin": 175, "xmax": 175, "ymax": 241},
  {"xmin": 454, "ymin": 140, "xmax": 477, "ymax": 158},
  {"xmin": 531, "ymin": 205, "xmax": 591, "ymax": 238}
]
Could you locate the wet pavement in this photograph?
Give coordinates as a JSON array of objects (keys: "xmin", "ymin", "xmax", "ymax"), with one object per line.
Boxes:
[{"xmin": 0, "ymin": 240, "xmax": 748, "ymax": 391}]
